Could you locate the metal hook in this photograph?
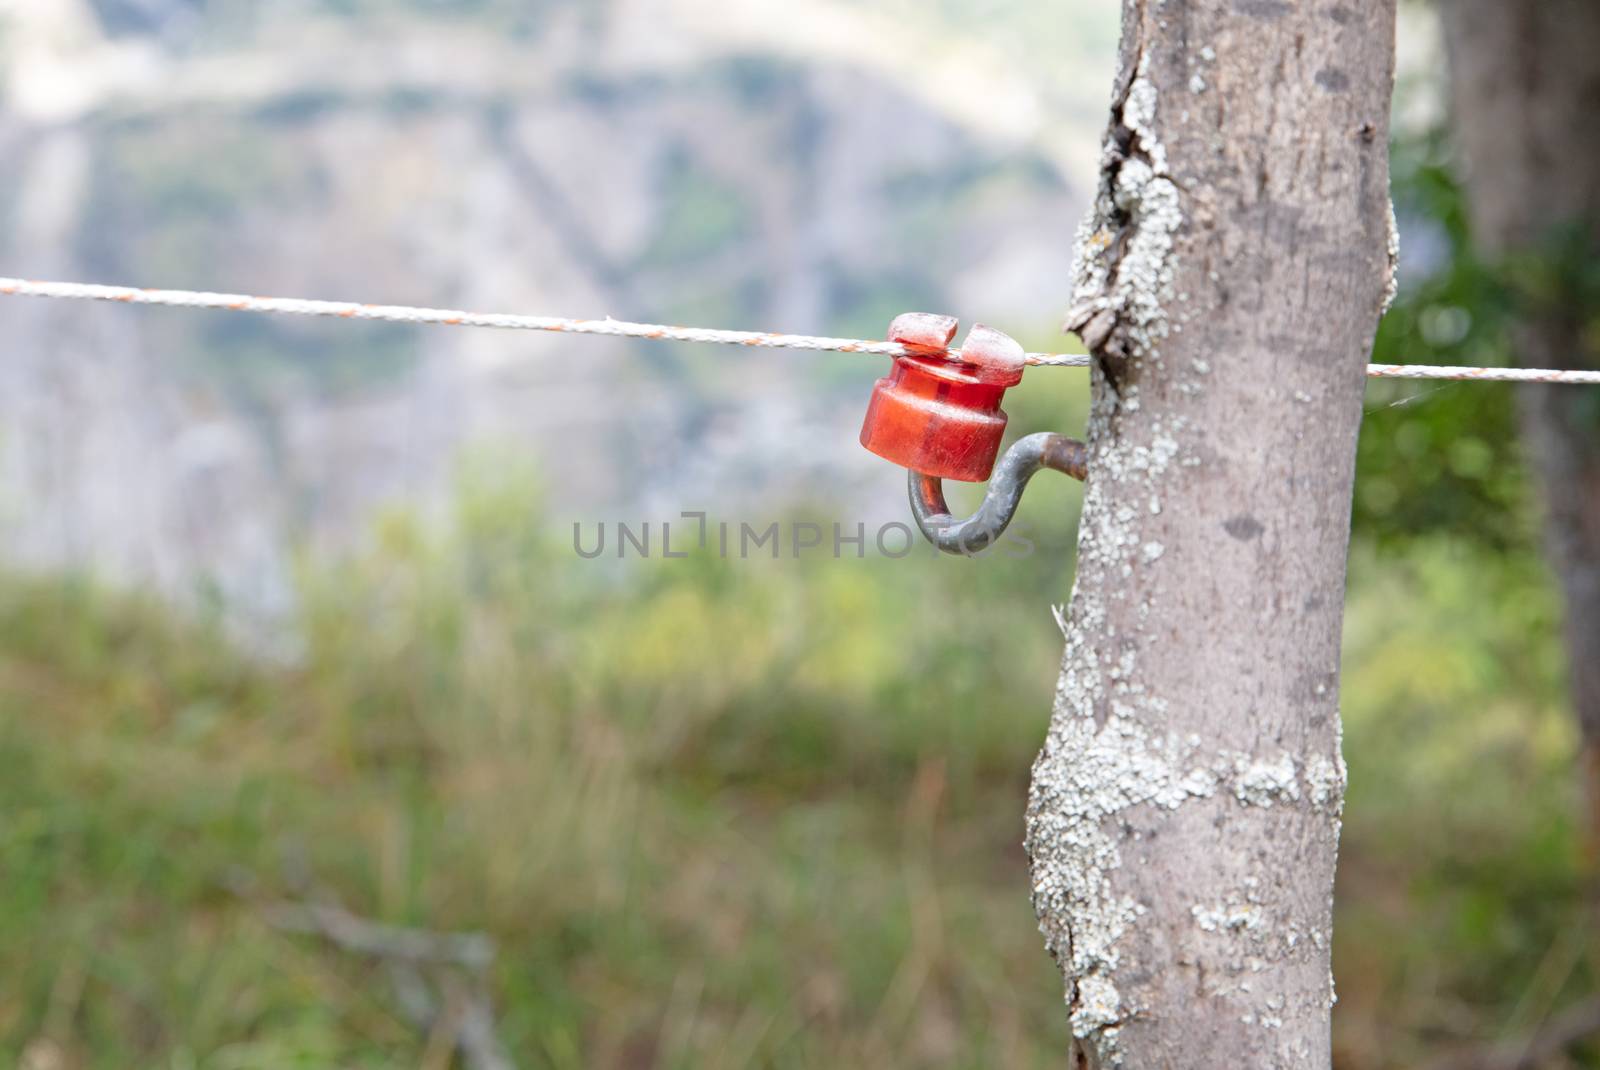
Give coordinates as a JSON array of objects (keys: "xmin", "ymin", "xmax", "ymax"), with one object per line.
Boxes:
[{"xmin": 908, "ymin": 432, "xmax": 1089, "ymax": 555}]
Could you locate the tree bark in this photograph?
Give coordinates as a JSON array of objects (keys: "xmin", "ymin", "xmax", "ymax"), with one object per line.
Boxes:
[
  {"xmin": 1025, "ymin": 2, "xmax": 1395, "ymax": 1066},
  {"xmin": 1439, "ymin": 0, "xmax": 1600, "ymax": 854}
]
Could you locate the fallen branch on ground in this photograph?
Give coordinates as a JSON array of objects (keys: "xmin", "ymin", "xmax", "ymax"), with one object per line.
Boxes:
[
  {"xmin": 1422, "ymin": 997, "xmax": 1600, "ymax": 1070},
  {"xmin": 229, "ymin": 875, "xmax": 513, "ymax": 1070}
]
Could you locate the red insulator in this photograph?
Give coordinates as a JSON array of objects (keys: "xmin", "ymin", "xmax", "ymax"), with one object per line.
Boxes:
[{"xmin": 858, "ymin": 313, "xmax": 1026, "ymax": 482}]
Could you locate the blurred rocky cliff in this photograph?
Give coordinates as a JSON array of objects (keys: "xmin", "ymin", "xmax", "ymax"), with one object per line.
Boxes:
[{"xmin": 0, "ymin": 0, "xmax": 1116, "ymax": 627}]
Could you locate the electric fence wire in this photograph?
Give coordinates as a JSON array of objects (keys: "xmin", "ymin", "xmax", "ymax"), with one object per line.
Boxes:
[{"xmin": 4, "ymin": 276, "xmax": 1598, "ymax": 385}]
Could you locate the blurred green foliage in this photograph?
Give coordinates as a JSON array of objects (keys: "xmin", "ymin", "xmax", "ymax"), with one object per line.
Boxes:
[
  {"xmin": 1357, "ymin": 129, "xmax": 1600, "ymax": 551},
  {"xmin": 1335, "ymin": 119, "xmax": 1600, "ymax": 1066},
  {"xmin": 0, "ymin": 463, "xmax": 1086, "ymax": 1068},
  {"xmin": 1357, "ymin": 130, "xmax": 1530, "ymax": 550}
]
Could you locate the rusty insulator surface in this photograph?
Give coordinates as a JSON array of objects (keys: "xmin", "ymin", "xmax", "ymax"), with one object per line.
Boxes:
[
  {"xmin": 858, "ymin": 313, "xmax": 1026, "ymax": 482},
  {"xmin": 859, "ymin": 313, "xmax": 1087, "ymax": 553}
]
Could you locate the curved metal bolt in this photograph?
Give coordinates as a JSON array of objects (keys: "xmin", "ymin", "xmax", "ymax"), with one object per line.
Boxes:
[{"xmin": 909, "ymin": 432, "xmax": 1089, "ymax": 555}]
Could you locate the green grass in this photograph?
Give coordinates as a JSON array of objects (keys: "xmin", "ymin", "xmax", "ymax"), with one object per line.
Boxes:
[
  {"xmin": 0, "ymin": 472, "xmax": 1593, "ymax": 1068},
  {"xmin": 0, "ymin": 469, "xmax": 1079, "ymax": 1069}
]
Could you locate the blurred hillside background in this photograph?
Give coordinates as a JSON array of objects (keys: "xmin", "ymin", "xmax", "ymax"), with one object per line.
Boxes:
[{"xmin": 0, "ymin": 2, "xmax": 1593, "ymax": 1068}]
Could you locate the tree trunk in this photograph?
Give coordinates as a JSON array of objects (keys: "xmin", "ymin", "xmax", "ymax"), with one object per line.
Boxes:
[
  {"xmin": 1439, "ymin": 0, "xmax": 1600, "ymax": 854},
  {"xmin": 1025, "ymin": 2, "xmax": 1395, "ymax": 1066}
]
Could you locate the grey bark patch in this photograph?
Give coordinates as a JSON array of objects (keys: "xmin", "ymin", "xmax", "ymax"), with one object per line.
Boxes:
[
  {"xmin": 1314, "ymin": 68, "xmax": 1350, "ymax": 91},
  {"xmin": 1296, "ymin": 670, "xmax": 1338, "ymax": 703},
  {"xmin": 1223, "ymin": 514, "xmax": 1265, "ymax": 541},
  {"xmin": 1236, "ymin": 0, "xmax": 1291, "ymax": 18},
  {"xmin": 1327, "ymin": 5, "xmax": 1354, "ymax": 24}
]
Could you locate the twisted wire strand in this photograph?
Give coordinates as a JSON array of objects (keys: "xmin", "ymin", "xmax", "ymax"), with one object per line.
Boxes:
[{"xmin": 4, "ymin": 276, "xmax": 1597, "ymax": 383}]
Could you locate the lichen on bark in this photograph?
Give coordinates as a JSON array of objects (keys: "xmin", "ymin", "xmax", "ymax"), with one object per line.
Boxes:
[
  {"xmin": 1063, "ymin": 50, "xmax": 1182, "ymax": 367},
  {"xmin": 1027, "ymin": 36, "xmax": 1192, "ymax": 1061}
]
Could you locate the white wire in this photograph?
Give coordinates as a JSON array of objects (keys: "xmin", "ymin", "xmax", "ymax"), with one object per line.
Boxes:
[{"xmin": 3, "ymin": 276, "xmax": 1597, "ymax": 383}]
